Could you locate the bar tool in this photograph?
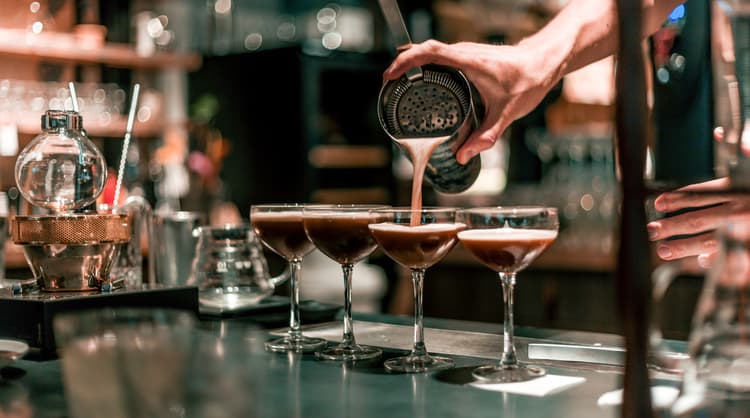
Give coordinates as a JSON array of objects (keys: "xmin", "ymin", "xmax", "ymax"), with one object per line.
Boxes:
[{"xmin": 377, "ymin": 0, "xmax": 484, "ymax": 193}]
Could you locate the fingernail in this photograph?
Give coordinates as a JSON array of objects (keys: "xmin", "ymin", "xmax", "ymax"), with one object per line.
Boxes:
[
  {"xmin": 646, "ymin": 223, "xmax": 659, "ymax": 240},
  {"xmin": 653, "ymin": 196, "xmax": 666, "ymax": 212},
  {"xmin": 697, "ymin": 254, "xmax": 710, "ymax": 269},
  {"xmin": 657, "ymin": 245, "xmax": 672, "ymax": 259}
]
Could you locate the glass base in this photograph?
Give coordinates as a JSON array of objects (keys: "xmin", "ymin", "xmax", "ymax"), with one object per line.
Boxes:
[
  {"xmin": 384, "ymin": 354, "xmax": 454, "ymax": 373},
  {"xmin": 472, "ymin": 363, "xmax": 546, "ymax": 383},
  {"xmin": 264, "ymin": 335, "xmax": 327, "ymax": 353},
  {"xmin": 315, "ymin": 343, "xmax": 382, "ymax": 361}
]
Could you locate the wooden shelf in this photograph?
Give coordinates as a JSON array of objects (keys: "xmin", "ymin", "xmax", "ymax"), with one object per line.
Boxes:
[
  {"xmin": 16, "ymin": 115, "xmax": 164, "ymax": 138},
  {"xmin": 0, "ymin": 29, "xmax": 201, "ymax": 71},
  {"xmin": 308, "ymin": 145, "xmax": 390, "ymax": 169}
]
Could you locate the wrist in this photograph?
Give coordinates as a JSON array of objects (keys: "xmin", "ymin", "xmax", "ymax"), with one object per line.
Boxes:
[
  {"xmin": 518, "ymin": 0, "xmax": 617, "ymax": 84},
  {"xmin": 516, "ymin": 27, "xmax": 571, "ymax": 92}
]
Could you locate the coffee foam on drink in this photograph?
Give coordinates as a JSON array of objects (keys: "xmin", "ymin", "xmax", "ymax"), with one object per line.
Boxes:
[
  {"xmin": 304, "ymin": 212, "xmax": 373, "ymax": 219},
  {"xmin": 369, "ymin": 222, "xmax": 466, "ymax": 233},
  {"xmin": 251, "ymin": 211, "xmax": 303, "ymax": 220},
  {"xmin": 457, "ymin": 228, "xmax": 558, "ymax": 241}
]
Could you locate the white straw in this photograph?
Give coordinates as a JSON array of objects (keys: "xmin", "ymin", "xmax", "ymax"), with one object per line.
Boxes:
[
  {"xmin": 68, "ymin": 81, "xmax": 79, "ymax": 112},
  {"xmin": 113, "ymin": 83, "xmax": 140, "ymax": 210}
]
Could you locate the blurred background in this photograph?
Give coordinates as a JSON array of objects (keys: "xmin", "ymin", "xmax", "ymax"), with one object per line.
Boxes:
[{"xmin": 0, "ymin": 0, "xmax": 717, "ymax": 339}]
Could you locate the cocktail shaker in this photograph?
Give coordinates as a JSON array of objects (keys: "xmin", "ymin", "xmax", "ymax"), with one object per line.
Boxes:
[
  {"xmin": 378, "ymin": 65, "xmax": 484, "ymax": 193},
  {"xmin": 377, "ymin": 0, "xmax": 483, "ymax": 193}
]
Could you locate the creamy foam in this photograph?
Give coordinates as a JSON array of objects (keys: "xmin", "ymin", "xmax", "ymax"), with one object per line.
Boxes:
[
  {"xmin": 251, "ymin": 211, "xmax": 303, "ymax": 221},
  {"xmin": 303, "ymin": 211, "xmax": 373, "ymax": 219},
  {"xmin": 369, "ymin": 222, "xmax": 466, "ymax": 233},
  {"xmin": 458, "ymin": 228, "xmax": 558, "ymax": 241}
]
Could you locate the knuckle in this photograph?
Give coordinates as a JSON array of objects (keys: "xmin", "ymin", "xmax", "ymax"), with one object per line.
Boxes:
[
  {"xmin": 422, "ymin": 39, "xmax": 442, "ymax": 54},
  {"xmin": 686, "ymin": 216, "xmax": 705, "ymax": 232}
]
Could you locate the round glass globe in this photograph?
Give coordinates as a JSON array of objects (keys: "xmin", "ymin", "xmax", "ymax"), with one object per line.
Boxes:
[{"xmin": 15, "ymin": 111, "xmax": 107, "ymax": 212}]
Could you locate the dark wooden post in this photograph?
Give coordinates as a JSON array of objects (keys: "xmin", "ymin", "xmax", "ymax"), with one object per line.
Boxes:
[{"xmin": 614, "ymin": 0, "xmax": 654, "ymax": 417}]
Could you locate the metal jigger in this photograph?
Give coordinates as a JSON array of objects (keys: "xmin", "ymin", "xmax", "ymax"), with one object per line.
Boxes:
[{"xmin": 12, "ymin": 110, "xmax": 130, "ymax": 292}]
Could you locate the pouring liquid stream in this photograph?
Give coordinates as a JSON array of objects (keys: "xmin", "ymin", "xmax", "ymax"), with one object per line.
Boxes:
[{"xmin": 397, "ymin": 137, "xmax": 447, "ymax": 225}]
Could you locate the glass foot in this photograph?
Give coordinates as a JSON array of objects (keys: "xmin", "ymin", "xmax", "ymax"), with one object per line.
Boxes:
[
  {"xmin": 264, "ymin": 335, "xmax": 327, "ymax": 353},
  {"xmin": 471, "ymin": 363, "xmax": 546, "ymax": 383},
  {"xmin": 315, "ymin": 343, "xmax": 382, "ymax": 361},
  {"xmin": 384, "ymin": 354, "xmax": 454, "ymax": 373}
]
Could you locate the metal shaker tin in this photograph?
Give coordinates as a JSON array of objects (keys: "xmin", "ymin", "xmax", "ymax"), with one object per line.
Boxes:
[{"xmin": 377, "ymin": 64, "xmax": 484, "ymax": 193}]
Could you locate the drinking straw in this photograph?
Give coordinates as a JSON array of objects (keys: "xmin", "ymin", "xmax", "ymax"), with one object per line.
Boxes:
[{"xmin": 113, "ymin": 83, "xmax": 140, "ymax": 211}]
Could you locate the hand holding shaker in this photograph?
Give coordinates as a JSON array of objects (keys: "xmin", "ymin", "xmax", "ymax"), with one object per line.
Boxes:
[{"xmin": 377, "ymin": 0, "xmax": 484, "ymax": 193}]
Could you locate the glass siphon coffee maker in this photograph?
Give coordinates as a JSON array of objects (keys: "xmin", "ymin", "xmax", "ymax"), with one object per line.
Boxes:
[{"xmin": 11, "ymin": 109, "xmax": 130, "ymax": 292}]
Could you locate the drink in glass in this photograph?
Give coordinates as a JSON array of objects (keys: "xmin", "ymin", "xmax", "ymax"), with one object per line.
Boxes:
[
  {"xmin": 250, "ymin": 204, "xmax": 326, "ymax": 353},
  {"xmin": 303, "ymin": 204, "xmax": 387, "ymax": 360},
  {"xmin": 458, "ymin": 206, "xmax": 558, "ymax": 382},
  {"xmin": 369, "ymin": 207, "xmax": 464, "ymax": 372}
]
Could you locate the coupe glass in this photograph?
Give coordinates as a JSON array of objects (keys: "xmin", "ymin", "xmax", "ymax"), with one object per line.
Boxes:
[
  {"xmin": 369, "ymin": 207, "xmax": 464, "ymax": 372},
  {"xmin": 250, "ymin": 204, "xmax": 326, "ymax": 353},
  {"xmin": 458, "ymin": 206, "xmax": 558, "ymax": 382},
  {"xmin": 303, "ymin": 204, "xmax": 387, "ymax": 361}
]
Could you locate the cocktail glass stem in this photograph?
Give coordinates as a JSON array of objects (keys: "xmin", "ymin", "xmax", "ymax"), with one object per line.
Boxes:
[
  {"xmin": 411, "ymin": 268, "xmax": 428, "ymax": 357},
  {"xmin": 341, "ymin": 263, "xmax": 355, "ymax": 348},
  {"xmin": 499, "ymin": 272, "xmax": 518, "ymax": 367},
  {"xmin": 287, "ymin": 259, "xmax": 303, "ymax": 340}
]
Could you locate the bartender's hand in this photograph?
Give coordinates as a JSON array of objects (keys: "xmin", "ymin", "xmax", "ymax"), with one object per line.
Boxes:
[
  {"xmin": 382, "ymin": 0, "xmax": 684, "ymax": 165},
  {"xmin": 384, "ymin": 41, "xmax": 559, "ymax": 164},
  {"xmin": 648, "ymin": 178, "xmax": 732, "ymax": 266},
  {"xmin": 648, "ymin": 129, "xmax": 750, "ymax": 266}
]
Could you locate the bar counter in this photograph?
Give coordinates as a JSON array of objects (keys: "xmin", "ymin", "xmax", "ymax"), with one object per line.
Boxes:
[{"xmin": 1, "ymin": 312, "xmax": 684, "ymax": 418}]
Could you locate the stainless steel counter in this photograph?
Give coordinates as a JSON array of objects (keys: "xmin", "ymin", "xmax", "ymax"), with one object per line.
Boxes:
[{"xmin": 0, "ymin": 314, "xmax": 685, "ymax": 418}]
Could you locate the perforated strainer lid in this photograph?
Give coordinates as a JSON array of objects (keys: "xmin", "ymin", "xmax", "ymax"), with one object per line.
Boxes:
[
  {"xmin": 381, "ymin": 66, "xmax": 472, "ymax": 138},
  {"xmin": 12, "ymin": 214, "xmax": 130, "ymax": 244}
]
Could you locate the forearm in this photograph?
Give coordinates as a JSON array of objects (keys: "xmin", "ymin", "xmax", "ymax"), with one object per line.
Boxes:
[{"xmin": 519, "ymin": 0, "xmax": 685, "ymax": 84}]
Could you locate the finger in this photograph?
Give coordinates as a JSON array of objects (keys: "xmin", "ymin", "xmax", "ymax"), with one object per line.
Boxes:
[
  {"xmin": 697, "ymin": 252, "xmax": 717, "ymax": 269},
  {"xmin": 714, "ymin": 126, "xmax": 724, "ymax": 142},
  {"xmin": 384, "ymin": 40, "xmax": 463, "ymax": 80},
  {"xmin": 456, "ymin": 115, "xmax": 506, "ymax": 164},
  {"xmin": 654, "ymin": 231, "xmax": 718, "ymax": 261},
  {"xmin": 649, "ymin": 204, "xmax": 731, "ymax": 239},
  {"xmin": 654, "ymin": 178, "xmax": 730, "ymax": 212},
  {"xmin": 675, "ymin": 177, "xmax": 729, "ymax": 191}
]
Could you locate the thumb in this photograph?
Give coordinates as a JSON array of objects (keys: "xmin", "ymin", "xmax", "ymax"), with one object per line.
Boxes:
[{"xmin": 456, "ymin": 117, "xmax": 506, "ymax": 164}]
